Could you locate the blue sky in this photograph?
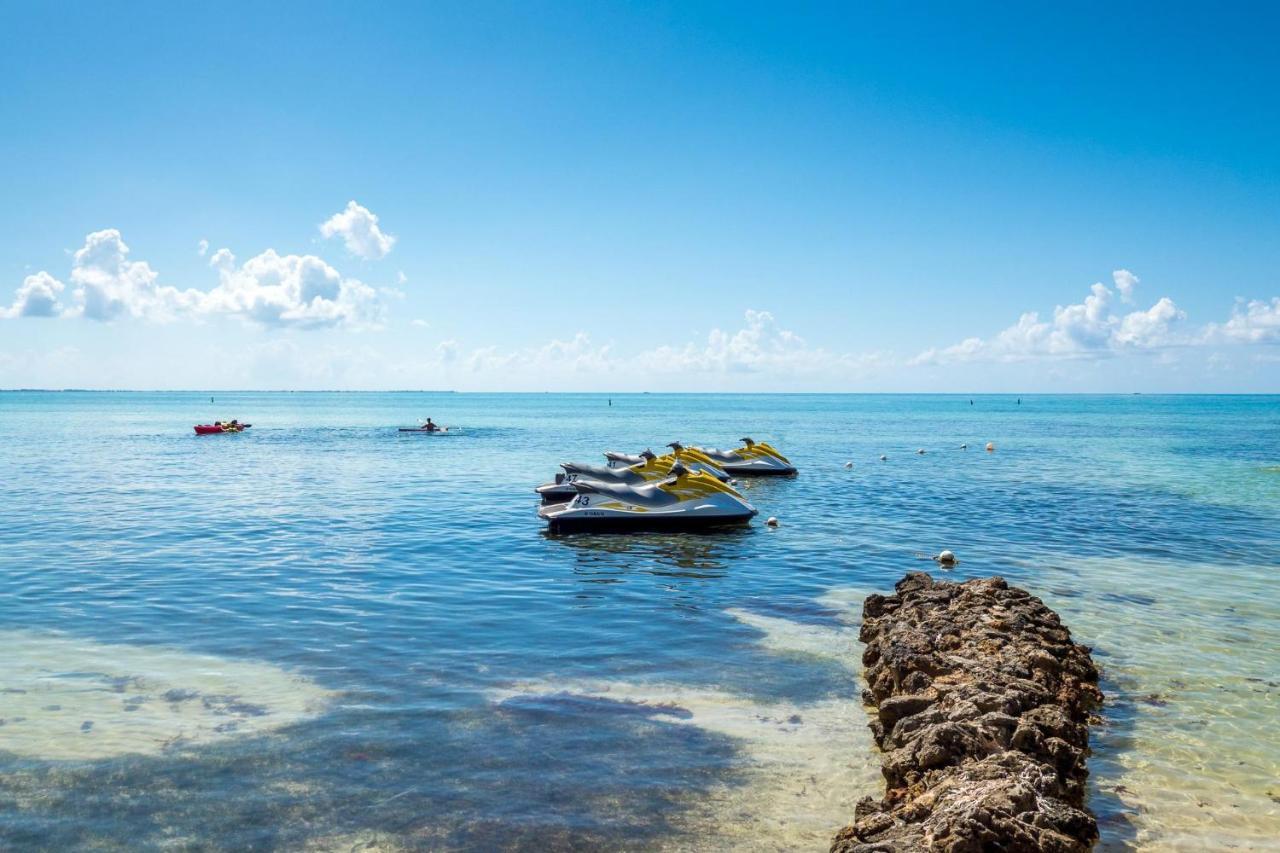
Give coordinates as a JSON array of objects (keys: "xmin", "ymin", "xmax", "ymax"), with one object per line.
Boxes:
[{"xmin": 1, "ymin": 1, "xmax": 1277, "ymax": 390}]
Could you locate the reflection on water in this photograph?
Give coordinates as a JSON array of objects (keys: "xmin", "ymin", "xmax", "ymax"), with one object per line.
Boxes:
[{"xmin": 551, "ymin": 530, "xmax": 745, "ymax": 579}]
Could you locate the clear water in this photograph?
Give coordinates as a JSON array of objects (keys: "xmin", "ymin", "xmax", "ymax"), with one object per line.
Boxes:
[{"xmin": 1, "ymin": 392, "xmax": 1277, "ymax": 850}]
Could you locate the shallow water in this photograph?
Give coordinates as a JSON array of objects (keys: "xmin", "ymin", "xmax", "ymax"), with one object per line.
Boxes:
[{"xmin": 0, "ymin": 392, "xmax": 1277, "ymax": 849}]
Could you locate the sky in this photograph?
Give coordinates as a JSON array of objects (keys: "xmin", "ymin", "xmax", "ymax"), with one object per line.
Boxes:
[{"xmin": 1, "ymin": 1, "xmax": 1277, "ymax": 392}]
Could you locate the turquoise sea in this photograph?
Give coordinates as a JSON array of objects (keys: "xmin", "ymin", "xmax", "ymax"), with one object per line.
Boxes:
[{"xmin": 1, "ymin": 392, "xmax": 1277, "ymax": 850}]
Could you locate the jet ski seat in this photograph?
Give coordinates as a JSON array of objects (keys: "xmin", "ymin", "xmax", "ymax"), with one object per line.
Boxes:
[
  {"xmin": 573, "ymin": 477, "xmax": 681, "ymax": 507},
  {"xmin": 561, "ymin": 461, "xmax": 633, "ymax": 479}
]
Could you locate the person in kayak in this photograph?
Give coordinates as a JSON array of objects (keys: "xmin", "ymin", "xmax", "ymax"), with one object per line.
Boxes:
[{"xmin": 423, "ymin": 418, "xmax": 439, "ymax": 432}]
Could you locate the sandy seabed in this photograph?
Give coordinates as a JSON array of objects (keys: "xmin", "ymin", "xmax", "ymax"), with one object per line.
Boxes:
[{"xmin": 0, "ymin": 629, "xmax": 332, "ymax": 761}]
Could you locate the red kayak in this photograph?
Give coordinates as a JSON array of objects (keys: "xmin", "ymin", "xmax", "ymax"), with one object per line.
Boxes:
[{"xmin": 194, "ymin": 424, "xmax": 251, "ymax": 435}]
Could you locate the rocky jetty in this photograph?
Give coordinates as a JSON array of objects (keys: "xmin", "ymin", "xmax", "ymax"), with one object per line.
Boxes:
[{"xmin": 832, "ymin": 573, "xmax": 1103, "ymax": 853}]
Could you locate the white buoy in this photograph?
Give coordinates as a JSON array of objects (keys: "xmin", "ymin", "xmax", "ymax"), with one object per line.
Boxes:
[
  {"xmin": 879, "ymin": 454, "xmax": 887, "ymax": 461},
  {"xmin": 917, "ymin": 448, "xmax": 926, "ymax": 455},
  {"xmin": 766, "ymin": 516, "xmax": 779, "ymax": 527},
  {"xmin": 844, "ymin": 461, "xmax": 853, "ymax": 468},
  {"xmin": 986, "ymin": 442, "xmax": 995, "ymax": 452},
  {"xmin": 960, "ymin": 443, "xmax": 968, "ymax": 450},
  {"xmin": 936, "ymin": 549, "xmax": 956, "ymax": 566}
]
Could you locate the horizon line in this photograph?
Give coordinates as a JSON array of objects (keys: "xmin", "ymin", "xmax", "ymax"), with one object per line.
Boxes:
[{"xmin": 2, "ymin": 389, "xmax": 1276, "ymax": 397}]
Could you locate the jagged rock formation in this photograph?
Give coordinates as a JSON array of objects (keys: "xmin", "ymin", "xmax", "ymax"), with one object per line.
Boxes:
[{"xmin": 832, "ymin": 573, "xmax": 1103, "ymax": 852}]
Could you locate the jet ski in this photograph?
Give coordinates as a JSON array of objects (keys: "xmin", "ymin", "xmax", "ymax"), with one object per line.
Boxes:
[
  {"xmin": 690, "ymin": 437, "xmax": 796, "ymax": 476},
  {"xmin": 603, "ymin": 443, "xmax": 728, "ymax": 477},
  {"xmin": 539, "ymin": 463, "xmax": 757, "ymax": 533},
  {"xmin": 536, "ymin": 447, "xmax": 729, "ymax": 504}
]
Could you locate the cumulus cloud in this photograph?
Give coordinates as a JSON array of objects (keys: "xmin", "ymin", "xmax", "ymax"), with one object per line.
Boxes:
[
  {"xmin": 431, "ymin": 310, "xmax": 889, "ymax": 383},
  {"xmin": 197, "ymin": 239, "xmax": 209, "ymax": 257},
  {"xmin": 208, "ymin": 247, "xmax": 236, "ymax": 271},
  {"xmin": 465, "ymin": 332, "xmax": 616, "ymax": 375},
  {"xmin": 911, "ymin": 275, "xmax": 1186, "ymax": 365},
  {"xmin": 319, "ymin": 200, "xmax": 396, "ymax": 260},
  {"xmin": 1208, "ymin": 298, "xmax": 1280, "ymax": 344},
  {"xmin": 1113, "ymin": 268, "xmax": 1139, "ymax": 302},
  {"xmin": 636, "ymin": 309, "xmax": 888, "ymax": 376},
  {"xmin": 1, "ymin": 229, "xmax": 386, "ymax": 329},
  {"xmin": 203, "ymin": 249, "xmax": 382, "ymax": 329},
  {"xmin": 68, "ymin": 229, "xmax": 204, "ymax": 322},
  {"xmin": 1, "ymin": 272, "xmax": 66, "ymax": 318}
]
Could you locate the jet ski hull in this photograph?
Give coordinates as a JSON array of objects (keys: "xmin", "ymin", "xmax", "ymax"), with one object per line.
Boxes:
[
  {"xmin": 719, "ymin": 461, "xmax": 797, "ymax": 476},
  {"xmin": 538, "ymin": 488, "xmax": 757, "ymax": 534},
  {"xmin": 536, "ymin": 481, "xmax": 578, "ymax": 504},
  {"xmin": 691, "ymin": 442, "xmax": 796, "ymax": 476},
  {"xmin": 542, "ymin": 514, "xmax": 755, "ymax": 534},
  {"xmin": 539, "ymin": 504, "xmax": 756, "ymax": 534}
]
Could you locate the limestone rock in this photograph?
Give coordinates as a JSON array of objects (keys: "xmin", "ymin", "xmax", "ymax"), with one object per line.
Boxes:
[{"xmin": 832, "ymin": 573, "xmax": 1102, "ymax": 852}]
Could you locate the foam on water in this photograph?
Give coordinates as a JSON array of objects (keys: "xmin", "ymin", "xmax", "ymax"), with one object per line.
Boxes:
[{"xmin": 0, "ymin": 630, "xmax": 333, "ymax": 760}]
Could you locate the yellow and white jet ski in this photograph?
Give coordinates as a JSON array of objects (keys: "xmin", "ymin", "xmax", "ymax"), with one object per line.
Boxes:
[
  {"xmin": 539, "ymin": 463, "xmax": 757, "ymax": 533},
  {"xmin": 535, "ymin": 447, "xmax": 728, "ymax": 504},
  {"xmin": 690, "ymin": 437, "xmax": 796, "ymax": 476},
  {"xmin": 603, "ymin": 443, "xmax": 729, "ymax": 478}
]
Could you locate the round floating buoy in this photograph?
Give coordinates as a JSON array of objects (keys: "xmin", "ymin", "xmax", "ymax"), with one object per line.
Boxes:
[
  {"xmin": 844, "ymin": 461, "xmax": 853, "ymax": 469},
  {"xmin": 986, "ymin": 442, "xmax": 995, "ymax": 452},
  {"xmin": 766, "ymin": 516, "xmax": 779, "ymax": 527},
  {"xmin": 880, "ymin": 454, "xmax": 888, "ymax": 461},
  {"xmin": 960, "ymin": 443, "xmax": 968, "ymax": 450},
  {"xmin": 917, "ymin": 448, "xmax": 926, "ymax": 455},
  {"xmin": 936, "ymin": 549, "xmax": 956, "ymax": 566}
]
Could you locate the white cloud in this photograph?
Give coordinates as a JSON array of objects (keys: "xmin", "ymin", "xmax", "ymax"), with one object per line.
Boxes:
[
  {"xmin": 1211, "ymin": 298, "xmax": 1280, "ymax": 344},
  {"xmin": 203, "ymin": 249, "xmax": 383, "ymax": 329},
  {"xmin": 197, "ymin": 239, "xmax": 209, "ymax": 257},
  {"xmin": 208, "ymin": 247, "xmax": 236, "ymax": 271},
  {"xmin": 1, "ymin": 272, "xmax": 66, "ymax": 318},
  {"xmin": 397, "ymin": 271, "xmax": 408, "ymax": 285},
  {"xmin": 1116, "ymin": 297, "xmax": 1182, "ymax": 348},
  {"xmin": 68, "ymin": 229, "xmax": 204, "ymax": 322},
  {"xmin": 636, "ymin": 309, "xmax": 888, "ymax": 376},
  {"xmin": 1, "ymin": 229, "xmax": 387, "ymax": 330},
  {"xmin": 465, "ymin": 332, "xmax": 616, "ymax": 375},
  {"xmin": 411, "ymin": 318, "xmax": 429, "ymax": 328},
  {"xmin": 1113, "ymin": 268, "xmax": 1139, "ymax": 302},
  {"xmin": 911, "ymin": 275, "xmax": 1186, "ymax": 365},
  {"xmin": 319, "ymin": 200, "xmax": 396, "ymax": 260}
]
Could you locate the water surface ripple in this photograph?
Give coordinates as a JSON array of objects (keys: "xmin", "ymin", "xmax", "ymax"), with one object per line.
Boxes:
[{"xmin": 1, "ymin": 392, "xmax": 1277, "ymax": 850}]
